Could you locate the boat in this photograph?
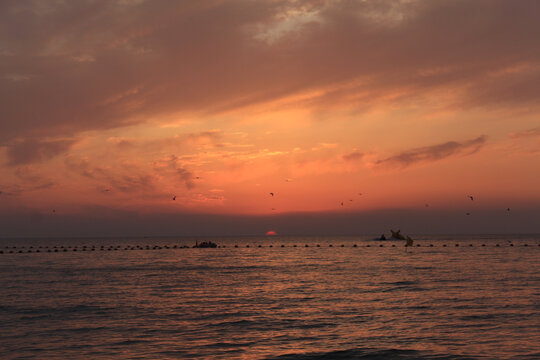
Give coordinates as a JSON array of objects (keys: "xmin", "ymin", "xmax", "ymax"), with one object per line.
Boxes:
[{"xmin": 193, "ymin": 241, "xmax": 217, "ymax": 248}]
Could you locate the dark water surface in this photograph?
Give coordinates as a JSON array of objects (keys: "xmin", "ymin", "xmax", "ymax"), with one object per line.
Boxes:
[{"xmin": 0, "ymin": 235, "xmax": 539, "ymax": 359}]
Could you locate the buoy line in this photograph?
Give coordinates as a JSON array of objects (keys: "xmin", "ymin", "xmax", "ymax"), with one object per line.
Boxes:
[{"xmin": 1, "ymin": 243, "xmax": 538, "ymax": 254}]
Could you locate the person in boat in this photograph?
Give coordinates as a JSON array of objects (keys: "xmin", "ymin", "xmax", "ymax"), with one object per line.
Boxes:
[
  {"xmin": 379, "ymin": 234, "xmax": 386, "ymax": 240},
  {"xmin": 406, "ymin": 236, "xmax": 414, "ymax": 247}
]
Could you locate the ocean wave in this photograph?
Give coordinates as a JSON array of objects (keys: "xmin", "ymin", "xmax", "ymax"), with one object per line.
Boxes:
[{"xmin": 267, "ymin": 348, "xmax": 480, "ymax": 360}]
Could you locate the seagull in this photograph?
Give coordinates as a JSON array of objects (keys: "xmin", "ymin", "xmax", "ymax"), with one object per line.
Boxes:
[
  {"xmin": 468, "ymin": 195, "xmax": 474, "ymax": 201},
  {"xmin": 340, "ymin": 202, "xmax": 344, "ymax": 206},
  {"xmin": 172, "ymin": 195, "xmax": 176, "ymax": 200},
  {"xmin": 269, "ymin": 192, "xmax": 274, "ymax": 197}
]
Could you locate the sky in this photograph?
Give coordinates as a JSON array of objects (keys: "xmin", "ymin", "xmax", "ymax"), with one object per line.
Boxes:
[{"xmin": 1, "ymin": 0, "xmax": 539, "ymax": 237}]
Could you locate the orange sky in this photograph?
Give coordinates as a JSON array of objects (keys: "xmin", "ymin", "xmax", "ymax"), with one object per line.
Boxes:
[{"xmin": 1, "ymin": 0, "xmax": 539, "ymax": 235}]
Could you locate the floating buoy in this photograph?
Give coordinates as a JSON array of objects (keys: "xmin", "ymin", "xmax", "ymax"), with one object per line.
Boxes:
[
  {"xmin": 305, "ymin": 244, "xmax": 309, "ymax": 247},
  {"xmin": 329, "ymin": 244, "xmax": 333, "ymax": 247},
  {"xmin": 380, "ymin": 244, "xmax": 384, "ymax": 247}
]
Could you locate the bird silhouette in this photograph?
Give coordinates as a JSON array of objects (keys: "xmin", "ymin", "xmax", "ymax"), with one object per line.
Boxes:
[
  {"xmin": 340, "ymin": 202, "xmax": 344, "ymax": 206},
  {"xmin": 466, "ymin": 212, "xmax": 471, "ymax": 215},
  {"xmin": 172, "ymin": 195, "xmax": 176, "ymax": 200},
  {"xmin": 506, "ymin": 208, "xmax": 510, "ymax": 212},
  {"xmin": 269, "ymin": 192, "xmax": 274, "ymax": 197},
  {"xmin": 468, "ymin": 195, "xmax": 474, "ymax": 201}
]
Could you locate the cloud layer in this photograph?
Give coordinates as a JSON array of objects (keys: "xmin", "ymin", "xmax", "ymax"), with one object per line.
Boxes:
[{"xmin": 2, "ymin": 0, "xmax": 540, "ymax": 163}]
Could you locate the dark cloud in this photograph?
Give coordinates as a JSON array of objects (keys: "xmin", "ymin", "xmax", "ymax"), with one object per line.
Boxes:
[
  {"xmin": 1, "ymin": 0, "xmax": 539, "ymax": 152},
  {"xmin": 342, "ymin": 151, "xmax": 364, "ymax": 162},
  {"xmin": 4, "ymin": 138, "xmax": 76, "ymax": 166},
  {"xmin": 375, "ymin": 136, "xmax": 487, "ymax": 169}
]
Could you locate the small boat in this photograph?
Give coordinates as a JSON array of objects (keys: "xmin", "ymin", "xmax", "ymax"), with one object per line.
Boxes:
[{"xmin": 193, "ymin": 241, "xmax": 217, "ymax": 248}]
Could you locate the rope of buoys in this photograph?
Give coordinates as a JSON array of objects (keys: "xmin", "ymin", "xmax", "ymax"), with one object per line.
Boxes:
[{"xmin": 1, "ymin": 242, "xmax": 537, "ymax": 254}]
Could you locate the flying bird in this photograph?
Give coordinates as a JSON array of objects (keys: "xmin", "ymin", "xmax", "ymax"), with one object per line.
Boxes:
[
  {"xmin": 468, "ymin": 195, "xmax": 474, "ymax": 201},
  {"xmin": 172, "ymin": 195, "xmax": 176, "ymax": 200},
  {"xmin": 349, "ymin": 199, "xmax": 353, "ymax": 202},
  {"xmin": 269, "ymin": 192, "xmax": 274, "ymax": 197},
  {"xmin": 340, "ymin": 202, "xmax": 344, "ymax": 206}
]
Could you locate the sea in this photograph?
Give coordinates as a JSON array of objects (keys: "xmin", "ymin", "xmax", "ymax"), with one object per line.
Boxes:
[{"xmin": 0, "ymin": 234, "xmax": 538, "ymax": 360}]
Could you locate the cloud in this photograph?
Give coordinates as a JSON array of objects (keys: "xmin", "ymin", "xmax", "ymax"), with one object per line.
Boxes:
[
  {"xmin": 509, "ymin": 127, "xmax": 540, "ymax": 139},
  {"xmin": 1, "ymin": 0, "xmax": 539, "ymax": 149},
  {"xmin": 342, "ymin": 151, "xmax": 364, "ymax": 162},
  {"xmin": 4, "ymin": 138, "xmax": 76, "ymax": 166},
  {"xmin": 375, "ymin": 135, "xmax": 487, "ymax": 169}
]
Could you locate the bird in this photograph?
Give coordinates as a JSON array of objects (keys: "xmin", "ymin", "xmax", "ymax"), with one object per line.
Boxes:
[
  {"xmin": 340, "ymin": 202, "xmax": 344, "ymax": 206},
  {"xmin": 269, "ymin": 192, "xmax": 274, "ymax": 197},
  {"xmin": 358, "ymin": 193, "xmax": 363, "ymax": 196},
  {"xmin": 506, "ymin": 208, "xmax": 510, "ymax": 212},
  {"xmin": 52, "ymin": 209, "xmax": 56, "ymax": 213},
  {"xmin": 468, "ymin": 195, "xmax": 474, "ymax": 201},
  {"xmin": 349, "ymin": 199, "xmax": 353, "ymax": 202},
  {"xmin": 172, "ymin": 195, "xmax": 176, "ymax": 200},
  {"xmin": 466, "ymin": 212, "xmax": 471, "ymax": 215}
]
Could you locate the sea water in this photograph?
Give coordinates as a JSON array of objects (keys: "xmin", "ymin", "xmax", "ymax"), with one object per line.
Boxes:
[{"xmin": 0, "ymin": 235, "xmax": 539, "ymax": 359}]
